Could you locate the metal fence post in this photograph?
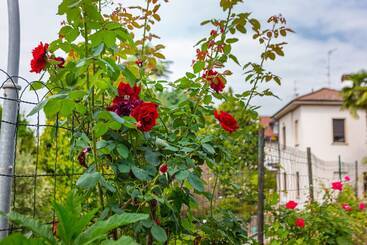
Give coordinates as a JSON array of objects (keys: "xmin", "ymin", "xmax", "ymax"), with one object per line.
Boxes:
[
  {"xmin": 306, "ymin": 147, "xmax": 314, "ymax": 202},
  {"xmin": 355, "ymin": 160, "xmax": 358, "ymax": 197},
  {"xmin": 0, "ymin": 0, "xmax": 21, "ymax": 238},
  {"xmin": 257, "ymin": 128, "xmax": 265, "ymax": 244}
]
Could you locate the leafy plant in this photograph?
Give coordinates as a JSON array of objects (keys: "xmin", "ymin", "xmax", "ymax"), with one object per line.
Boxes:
[{"xmin": 1, "ymin": 191, "xmax": 147, "ymax": 244}]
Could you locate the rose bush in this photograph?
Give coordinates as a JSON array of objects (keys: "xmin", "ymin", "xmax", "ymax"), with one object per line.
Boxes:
[{"xmin": 21, "ymin": 0, "xmax": 291, "ymax": 243}]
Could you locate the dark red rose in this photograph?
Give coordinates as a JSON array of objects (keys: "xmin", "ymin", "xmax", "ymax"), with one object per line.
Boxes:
[
  {"xmin": 30, "ymin": 42, "xmax": 49, "ymax": 73},
  {"xmin": 214, "ymin": 110, "xmax": 239, "ymax": 133},
  {"xmin": 54, "ymin": 57, "xmax": 65, "ymax": 68},
  {"xmin": 202, "ymin": 70, "xmax": 225, "ymax": 93},
  {"xmin": 108, "ymin": 82, "xmax": 142, "ymax": 116},
  {"xmin": 295, "ymin": 218, "xmax": 305, "ymax": 228},
  {"xmin": 159, "ymin": 163, "xmax": 168, "ymax": 174},
  {"xmin": 131, "ymin": 102, "xmax": 159, "ymax": 132}
]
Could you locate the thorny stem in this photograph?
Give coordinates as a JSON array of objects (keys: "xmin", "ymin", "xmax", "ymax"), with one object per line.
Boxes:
[
  {"xmin": 192, "ymin": 6, "xmax": 233, "ymax": 116},
  {"xmin": 244, "ymin": 23, "xmax": 276, "ymax": 110},
  {"xmin": 141, "ymin": 0, "xmax": 151, "ymax": 59},
  {"xmin": 83, "ymin": 6, "xmax": 104, "ymax": 209}
]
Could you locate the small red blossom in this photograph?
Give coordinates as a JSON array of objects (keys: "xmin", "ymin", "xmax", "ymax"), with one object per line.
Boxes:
[
  {"xmin": 295, "ymin": 218, "xmax": 305, "ymax": 228},
  {"xmin": 202, "ymin": 70, "xmax": 225, "ymax": 93},
  {"xmin": 342, "ymin": 203, "xmax": 352, "ymax": 211},
  {"xmin": 131, "ymin": 102, "xmax": 159, "ymax": 132},
  {"xmin": 359, "ymin": 203, "xmax": 366, "ymax": 210},
  {"xmin": 331, "ymin": 181, "xmax": 343, "ymax": 191},
  {"xmin": 285, "ymin": 200, "xmax": 298, "ymax": 209},
  {"xmin": 54, "ymin": 57, "xmax": 65, "ymax": 68},
  {"xmin": 30, "ymin": 42, "xmax": 49, "ymax": 73},
  {"xmin": 344, "ymin": 175, "xmax": 350, "ymax": 181},
  {"xmin": 210, "ymin": 30, "xmax": 218, "ymax": 36},
  {"xmin": 78, "ymin": 147, "xmax": 91, "ymax": 168},
  {"xmin": 208, "ymin": 40, "xmax": 216, "ymax": 48},
  {"xmin": 135, "ymin": 59, "xmax": 143, "ymax": 67},
  {"xmin": 214, "ymin": 110, "xmax": 239, "ymax": 133},
  {"xmin": 159, "ymin": 163, "xmax": 168, "ymax": 174}
]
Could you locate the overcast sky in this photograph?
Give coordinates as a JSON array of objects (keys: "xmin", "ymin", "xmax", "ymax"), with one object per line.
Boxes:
[{"xmin": 1, "ymin": 0, "xmax": 367, "ymax": 122}]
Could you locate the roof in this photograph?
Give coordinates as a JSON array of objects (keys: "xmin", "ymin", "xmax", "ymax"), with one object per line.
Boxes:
[
  {"xmin": 272, "ymin": 88, "xmax": 343, "ymax": 120},
  {"xmin": 260, "ymin": 116, "xmax": 277, "ymax": 138}
]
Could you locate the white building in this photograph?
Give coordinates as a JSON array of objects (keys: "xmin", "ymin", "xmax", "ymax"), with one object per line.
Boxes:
[{"xmin": 268, "ymin": 88, "xmax": 367, "ymax": 204}]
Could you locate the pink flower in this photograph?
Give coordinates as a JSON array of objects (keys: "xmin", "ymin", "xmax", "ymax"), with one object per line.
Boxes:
[
  {"xmin": 295, "ymin": 218, "xmax": 305, "ymax": 228},
  {"xmin": 331, "ymin": 181, "xmax": 343, "ymax": 191},
  {"xmin": 285, "ymin": 200, "xmax": 298, "ymax": 210},
  {"xmin": 344, "ymin": 176, "xmax": 350, "ymax": 181},
  {"xmin": 359, "ymin": 203, "xmax": 366, "ymax": 210},
  {"xmin": 342, "ymin": 203, "xmax": 352, "ymax": 211}
]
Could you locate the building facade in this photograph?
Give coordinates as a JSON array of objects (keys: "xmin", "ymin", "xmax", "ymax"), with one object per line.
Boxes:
[{"xmin": 269, "ymin": 88, "xmax": 367, "ymax": 204}]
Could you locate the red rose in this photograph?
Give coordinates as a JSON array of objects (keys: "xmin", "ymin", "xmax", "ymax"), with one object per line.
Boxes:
[
  {"xmin": 331, "ymin": 181, "xmax": 343, "ymax": 191},
  {"xmin": 159, "ymin": 163, "xmax": 168, "ymax": 174},
  {"xmin": 131, "ymin": 102, "xmax": 159, "ymax": 132},
  {"xmin": 202, "ymin": 70, "xmax": 225, "ymax": 93},
  {"xmin": 214, "ymin": 110, "xmax": 239, "ymax": 133},
  {"xmin": 77, "ymin": 147, "xmax": 91, "ymax": 168},
  {"xmin": 54, "ymin": 57, "xmax": 65, "ymax": 68},
  {"xmin": 342, "ymin": 203, "xmax": 352, "ymax": 211},
  {"xmin": 295, "ymin": 218, "xmax": 305, "ymax": 228},
  {"xmin": 30, "ymin": 42, "xmax": 49, "ymax": 73},
  {"xmin": 285, "ymin": 200, "xmax": 298, "ymax": 209},
  {"xmin": 118, "ymin": 82, "xmax": 141, "ymax": 100},
  {"xmin": 344, "ymin": 175, "xmax": 350, "ymax": 181}
]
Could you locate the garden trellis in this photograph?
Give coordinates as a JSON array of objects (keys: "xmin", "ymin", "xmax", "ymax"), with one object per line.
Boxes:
[{"xmin": 0, "ymin": 68, "xmax": 80, "ymax": 235}]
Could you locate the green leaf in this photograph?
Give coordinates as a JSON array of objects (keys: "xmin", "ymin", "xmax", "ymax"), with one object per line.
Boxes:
[
  {"xmin": 75, "ymin": 213, "xmax": 149, "ymax": 244},
  {"xmin": 0, "ymin": 233, "xmax": 44, "ymax": 245},
  {"xmin": 76, "ymin": 171, "xmax": 101, "ymax": 189},
  {"xmin": 175, "ymin": 170, "xmax": 190, "ymax": 181},
  {"xmin": 59, "ymin": 25, "xmax": 79, "ymax": 42},
  {"xmin": 193, "ymin": 61, "xmax": 205, "ymax": 74},
  {"xmin": 131, "ymin": 166, "xmax": 150, "ymax": 181},
  {"xmin": 94, "ymin": 122, "xmax": 109, "ymax": 138},
  {"xmin": 202, "ymin": 143, "xmax": 215, "ymax": 155},
  {"xmin": 101, "ymin": 236, "xmax": 138, "ymax": 245},
  {"xmin": 121, "ymin": 66, "xmax": 137, "ymax": 85},
  {"xmin": 151, "ymin": 223, "xmax": 167, "ymax": 242},
  {"xmin": 29, "ymin": 81, "xmax": 45, "ymax": 91},
  {"xmin": 226, "ymin": 38, "xmax": 239, "ymax": 43},
  {"xmin": 5, "ymin": 212, "xmax": 56, "ymax": 244},
  {"xmin": 144, "ymin": 148, "xmax": 160, "ymax": 166},
  {"xmin": 27, "ymin": 99, "xmax": 48, "ymax": 117},
  {"xmin": 188, "ymin": 173, "xmax": 204, "ymax": 192},
  {"xmin": 116, "ymin": 144, "xmax": 129, "ymax": 159}
]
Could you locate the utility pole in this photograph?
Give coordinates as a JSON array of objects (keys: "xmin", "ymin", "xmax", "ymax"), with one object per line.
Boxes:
[
  {"xmin": 327, "ymin": 48, "xmax": 337, "ymax": 87},
  {"xmin": 0, "ymin": 0, "xmax": 21, "ymax": 238}
]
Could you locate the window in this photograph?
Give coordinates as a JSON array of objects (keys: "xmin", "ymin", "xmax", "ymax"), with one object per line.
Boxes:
[
  {"xmin": 282, "ymin": 126, "xmax": 286, "ymax": 149},
  {"xmin": 294, "ymin": 120, "xmax": 299, "ymax": 146},
  {"xmin": 333, "ymin": 119, "xmax": 345, "ymax": 143},
  {"xmin": 296, "ymin": 172, "xmax": 300, "ymax": 199},
  {"xmin": 283, "ymin": 172, "xmax": 287, "ymax": 192}
]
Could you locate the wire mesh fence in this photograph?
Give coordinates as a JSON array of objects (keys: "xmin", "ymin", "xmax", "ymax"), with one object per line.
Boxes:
[
  {"xmin": 0, "ymin": 69, "xmax": 82, "ymax": 233},
  {"xmin": 264, "ymin": 142, "xmax": 357, "ymax": 206}
]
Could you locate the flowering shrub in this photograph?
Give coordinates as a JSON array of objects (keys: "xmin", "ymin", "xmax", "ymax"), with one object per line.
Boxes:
[
  {"xmin": 24, "ymin": 0, "xmax": 291, "ymax": 243},
  {"xmin": 266, "ymin": 178, "xmax": 367, "ymax": 244}
]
